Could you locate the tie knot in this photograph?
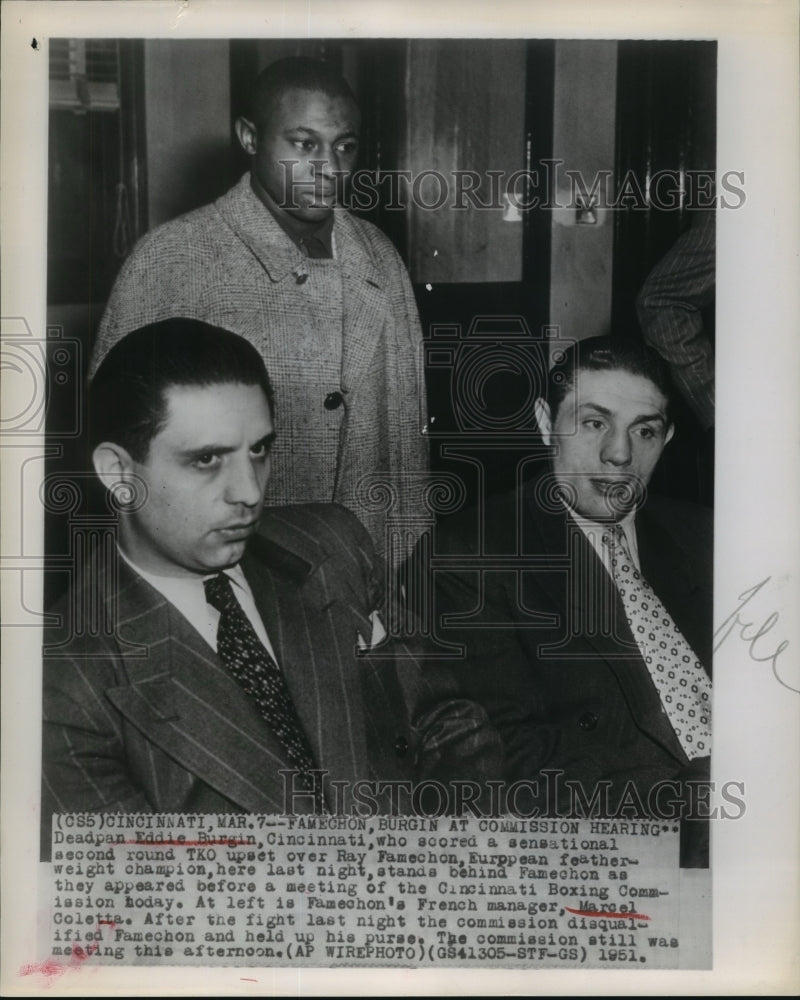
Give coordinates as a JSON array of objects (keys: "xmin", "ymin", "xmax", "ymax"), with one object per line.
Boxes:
[
  {"xmin": 204, "ymin": 572, "xmax": 236, "ymax": 614},
  {"xmin": 602, "ymin": 523, "xmax": 628, "ymax": 555}
]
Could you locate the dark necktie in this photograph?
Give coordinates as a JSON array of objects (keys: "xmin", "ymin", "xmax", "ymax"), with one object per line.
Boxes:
[
  {"xmin": 203, "ymin": 572, "xmax": 318, "ymax": 786},
  {"xmin": 602, "ymin": 525, "xmax": 712, "ymax": 760}
]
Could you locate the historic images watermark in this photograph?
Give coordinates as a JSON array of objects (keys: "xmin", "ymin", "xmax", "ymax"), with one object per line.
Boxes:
[
  {"xmin": 278, "ymin": 162, "xmax": 746, "ymax": 213},
  {"xmin": 277, "ymin": 770, "xmax": 746, "ymax": 822}
]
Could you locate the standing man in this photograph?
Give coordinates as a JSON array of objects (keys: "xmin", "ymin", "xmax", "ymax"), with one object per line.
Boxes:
[
  {"xmin": 44, "ymin": 320, "xmax": 494, "ymax": 834},
  {"xmin": 426, "ymin": 336, "xmax": 713, "ymax": 864},
  {"xmin": 637, "ymin": 211, "xmax": 716, "ymax": 504},
  {"xmin": 91, "ymin": 57, "xmax": 427, "ymax": 558},
  {"xmin": 636, "ymin": 211, "xmax": 716, "ymax": 434}
]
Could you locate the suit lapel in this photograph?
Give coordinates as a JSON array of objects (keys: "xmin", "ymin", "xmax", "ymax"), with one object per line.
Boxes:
[
  {"xmin": 243, "ymin": 536, "xmax": 372, "ymax": 795},
  {"xmin": 522, "ymin": 479, "xmax": 687, "ymax": 763},
  {"xmin": 105, "ymin": 561, "xmax": 301, "ymax": 813},
  {"xmin": 523, "ymin": 485, "xmax": 642, "ymax": 665},
  {"xmin": 636, "ymin": 506, "xmax": 712, "ymax": 675}
]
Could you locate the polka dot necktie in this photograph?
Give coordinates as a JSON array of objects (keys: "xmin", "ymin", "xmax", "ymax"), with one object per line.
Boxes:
[
  {"xmin": 203, "ymin": 572, "xmax": 318, "ymax": 789},
  {"xmin": 602, "ymin": 525, "xmax": 712, "ymax": 760}
]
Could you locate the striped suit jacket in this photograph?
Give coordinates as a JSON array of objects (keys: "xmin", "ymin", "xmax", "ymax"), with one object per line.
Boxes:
[
  {"xmin": 636, "ymin": 210, "xmax": 716, "ymax": 430},
  {"xmin": 42, "ymin": 504, "xmax": 478, "ymax": 837}
]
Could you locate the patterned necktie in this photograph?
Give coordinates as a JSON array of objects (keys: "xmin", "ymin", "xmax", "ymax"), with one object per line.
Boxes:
[
  {"xmin": 602, "ymin": 525, "xmax": 712, "ymax": 760},
  {"xmin": 203, "ymin": 573, "xmax": 318, "ymax": 787}
]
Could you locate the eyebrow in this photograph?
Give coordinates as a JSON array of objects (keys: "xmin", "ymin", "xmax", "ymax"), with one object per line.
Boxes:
[
  {"xmin": 284, "ymin": 126, "xmax": 359, "ymax": 140},
  {"xmin": 179, "ymin": 431, "xmax": 276, "ymax": 460},
  {"xmin": 254, "ymin": 431, "xmax": 277, "ymax": 450},
  {"xmin": 578, "ymin": 403, "xmax": 667, "ymax": 425}
]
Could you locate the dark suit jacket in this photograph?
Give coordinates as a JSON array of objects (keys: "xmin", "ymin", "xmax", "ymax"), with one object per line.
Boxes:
[
  {"xmin": 428, "ymin": 473, "xmax": 713, "ymax": 861},
  {"xmin": 43, "ymin": 504, "xmax": 450, "ymax": 835}
]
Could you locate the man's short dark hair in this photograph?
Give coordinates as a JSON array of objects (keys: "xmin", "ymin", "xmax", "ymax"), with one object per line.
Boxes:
[
  {"xmin": 546, "ymin": 335, "xmax": 676, "ymax": 422},
  {"xmin": 250, "ymin": 56, "xmax": 357, "ymax": 128},
  {"xmin": 89, "ymin": 318, "xmax": 274, "ymax": 461}
]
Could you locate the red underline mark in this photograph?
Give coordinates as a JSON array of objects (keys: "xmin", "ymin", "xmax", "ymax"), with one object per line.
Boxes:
[
  {"xmin": 126, "ymin": 838, "xmax": 253, "ymax": 847},
  {"xmin": 564, "ymin": 906, "xmax": 651, "ymax": 920}
]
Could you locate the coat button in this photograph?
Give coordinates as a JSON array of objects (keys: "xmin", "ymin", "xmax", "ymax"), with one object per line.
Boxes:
[
  {"xmin": 394, "ymin": 736, "xmax": 409, "ymax": 757},
  {"xmin": 324, "ymin": 391, "xmax": 344, "ymax": 410},
  {"xmin": 294, "ymin": 271, "xmax": 308, "ymax": 285},
  {"xmin": 578, "ymin": 712, "xmax": 598, "ymax": 731}
]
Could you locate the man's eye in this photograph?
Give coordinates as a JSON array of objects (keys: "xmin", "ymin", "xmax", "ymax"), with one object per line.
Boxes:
[
  {"xmin": 193, "ymin": 453, "xmax": 220, "ymax": 469},
  {"xmin": 336, "ymin": 141, "xmax": 358, "ymax": 155},
  {"xmin": 638, "ymin": 426, "xmax": 656, "ymax": 439},
  {"xmin": 293, "ymin": 140, "xmax": 315, "ymax": 152},
  {"xmin": 250, "ymin": 442, "xmax": 270, "ymax": 460},
  {"xmin": 583, "ymin": 419, "xmax": 605, "ymax": 430}
]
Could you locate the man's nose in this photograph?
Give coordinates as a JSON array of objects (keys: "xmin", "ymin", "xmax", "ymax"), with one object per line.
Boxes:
[
  {"xmin": 600, "ymin": 429, "xmax": 632, "ymax": 466},
  {"xmin": 225, "ymin": 458, "xmax": 264, "ymax": 507},
  {"xmin": 311, "ymin": 149, "xmax": 338, "ymax": 179}
]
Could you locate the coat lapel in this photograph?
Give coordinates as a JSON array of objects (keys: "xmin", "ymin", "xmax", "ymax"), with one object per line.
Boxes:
[
  {"xmin": 333, "ymin": 210, "xmax": 391, "ymax": 394},
  {"xmin": 217, "ymin": 176, "xmax": 390, "ymax": 396},
  {"xmin": 216, "ymin": 173, "xmax": 306, "ymax": 283}
]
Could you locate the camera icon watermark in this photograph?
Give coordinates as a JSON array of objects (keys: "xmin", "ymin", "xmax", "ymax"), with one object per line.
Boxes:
[
  {"xmin": 424, "ymin": 317, "xmax": 574, "ymax": 438},
  {"xmin": 1, "ymin": 318, "xmax": 83, "ymax": 438}
]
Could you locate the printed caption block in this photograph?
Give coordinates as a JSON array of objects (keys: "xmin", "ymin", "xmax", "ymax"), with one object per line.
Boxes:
[{"xmin": 49, "ymin": 814, "xmax": 683, "ymax": 968}]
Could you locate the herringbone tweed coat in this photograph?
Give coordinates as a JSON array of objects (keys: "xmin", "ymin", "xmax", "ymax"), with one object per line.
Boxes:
[{"xmin": 92, "ymin": 175, "xmax": 429, "ymax": 557}]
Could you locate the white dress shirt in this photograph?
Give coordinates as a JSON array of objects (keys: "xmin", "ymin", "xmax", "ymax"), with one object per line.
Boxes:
[
  {"xmin": 567, "ymin": 508, "xmax": 641, "ymax": 574},
  {"xmin": 118, "ymin": 548, "xmax": 279, "ymax": 661}
]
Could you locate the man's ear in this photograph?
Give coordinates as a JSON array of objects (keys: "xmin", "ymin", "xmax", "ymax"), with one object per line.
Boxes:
[
  {"xmin": 234, "ymin": 117, "xmax": 257, "ymax": 156},
  {"xmin": 534, "ymin": 397, "xmax": 554, "ymax": 446},
  {"xmin": 92, "ymin": 441, "xmax": 135, "ymax": 491},
  {"xmin": 665, "ymin": 423, "xmax": 675, "ymax": 446}
]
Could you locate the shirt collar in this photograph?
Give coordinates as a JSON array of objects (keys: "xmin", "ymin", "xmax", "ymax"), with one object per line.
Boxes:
[
  {"xmin": 117, "ymin": 546, "xmax": 248, "ymax": 599},
  {"xmin": 565, "ymin": 506, "xmax": 640, "ymax": 570},
  {"xmin": 568, "ymin": 506, "xmax": 637, "ymax": 542}
]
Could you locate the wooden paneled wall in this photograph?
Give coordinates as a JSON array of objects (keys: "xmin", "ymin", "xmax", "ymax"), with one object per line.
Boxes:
[
  {"xmin": 549, "ymin": 40, "xmax": 618, "ymax": 344},
  {"xmin": 144, "ymin": 40, "xmax": 233, "ymax": 228},
  {"xmin": 403, "ymin": 40, "xmax": 527, "ymax": 285}
]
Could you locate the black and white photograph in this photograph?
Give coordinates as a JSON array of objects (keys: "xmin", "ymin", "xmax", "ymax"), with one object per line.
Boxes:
[{"xmin": 1, "ymin": 1, "xmax": 798, "ymax": 995}]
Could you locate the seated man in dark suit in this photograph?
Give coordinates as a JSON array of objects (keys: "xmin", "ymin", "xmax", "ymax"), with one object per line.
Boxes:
[
  {"xmin": 427, "ymin": 335, "xmax": 713, "ymax": 865},
  {"xmin": 42, "ymin": 319, "xmax": 495, "ymax": 835}
]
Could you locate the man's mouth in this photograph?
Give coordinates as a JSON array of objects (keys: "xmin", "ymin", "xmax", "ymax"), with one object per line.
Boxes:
[
  {"xmin": 216, "ymin": 521, "xmax": 258, "ymax": 538},
  {"xmin": 590, "ymin": 478, "xmax": 618, "ymax": 492},
  {"xmin": 589, "ymin": 477, "xmax": 642, "ymax": 510},
  {"xmin": 590, "ymin": 475, "xmax": 634, "ymax": 488}
]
